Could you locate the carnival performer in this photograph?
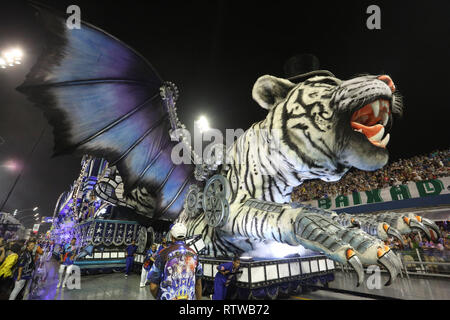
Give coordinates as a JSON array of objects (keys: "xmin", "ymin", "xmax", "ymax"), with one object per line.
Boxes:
[
  {"xmin": 157, "ymin": 238, "xmax": 168, "ymax": 254},
  {"xmin": 125, "ymin": 240, "xmax": 137, "ymax": 278},
  {"xmin": 87, "ymin": 193, "xmax": 97, "ymax": 219},
  {"xmin": 57, "ymin": 237, "xmax": 77, "ymax": 289},
  {"xmin": 46, "ymin": 240, "xmax": 55, "ymax": 261},
  {"xmin": 0, "ymin": 237, "xmax": 6, "ymax": 264},
  {"xmin": 9, "ymin": 239, "xmax": 36, "ymax": 300},
  {"xmin": 139, "ymin": 244, "xmax": 157, "ymax": 288},
  {"xmin": 148, "ymin": 223, "xmax": 203, "ymax": 300},
  {"xmin": 0, "ymin": 243, "xmax": 21, "ymax": 299},
  {"xmin": 212, "ymin": 256, "xmax": 241, "ymax": 300}
]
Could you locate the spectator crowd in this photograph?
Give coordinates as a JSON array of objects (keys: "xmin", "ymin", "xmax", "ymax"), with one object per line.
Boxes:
[{"xmin": 293, "ymin": 149, "xmax": 450, "ymax": 202}]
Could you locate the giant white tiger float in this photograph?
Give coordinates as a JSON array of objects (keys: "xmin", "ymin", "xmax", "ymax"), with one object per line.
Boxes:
[{"xmin": 18, "ymin": 3, "xmax": 441, "ymax": 299}]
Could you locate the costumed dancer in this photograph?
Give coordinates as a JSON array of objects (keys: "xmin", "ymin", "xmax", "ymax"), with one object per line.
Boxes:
[
  {"xmin": 148, "ymin": 223, "xmax": 203, "ymax": 300},
  {"xmin": 87, "ymin": 193, "xmax": 97, "ymax": 219},
  {"xmin": 46, "ymin": 240, "xmax": 55, "ymax": 261},
  {"xmin": 57, "ymin": 237, "xmax": 77, "ymax": 289},
  {"xmin": 212, "ymin": 256, "xmax": 241, "ymax": 300},
  {"xmin": 140, "ymin": 244, "xmax": 157, "ymax": 288},
  {"xmin": 125, "ymin": 240, "xmax": 137, "ymax": 278},
  {"xmin": 157, "ymin": 238, "xmax": 168, "ymax": 254}
]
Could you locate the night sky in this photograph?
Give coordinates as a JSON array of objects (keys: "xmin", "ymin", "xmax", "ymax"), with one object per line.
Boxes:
[{"xmin": 0, "ymin": 0, "xmax": 449, "ymax": 228}]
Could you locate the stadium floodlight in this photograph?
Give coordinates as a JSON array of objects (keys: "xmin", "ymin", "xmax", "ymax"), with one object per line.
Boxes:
[
  {"xmin": 1, "ymin": 160, "xmax": 19, "ymax": 171},
  {"xmin": 195, "ymin": 116, "xmax": 210, "ymax": 133},
  {"xmin": 33, "ymin": 207, "xmax": 39, "ymax": 211},
  {"xmin": 0, "ymin": 48, "xmax": 23, "ymax": 69}
]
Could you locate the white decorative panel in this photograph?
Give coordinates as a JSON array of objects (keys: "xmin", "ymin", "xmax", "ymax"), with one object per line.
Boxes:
[
  {"xmin": 318, "ymin": 259, "xmax": 326, "ymax": 271},
  {"xmin": 237, "ymin": 267, "xmax": 249, "ymax": 283},
  {"xmin": 110, "ymin": 252, "xmax": 118, "ymax": 258},
  {"xmin": 94, "ymin": 252, "xmax": 102, "ymax": 259},
  {"xmin": 326, "ymin": 259, "xmax": 335, "ymax": 270},
  {"xmin": 118, "ymin": 252, "xmax": 125, "ymax": 258},
  {"xmin": 290, "ymin": 262, "xmax": 300, "ymax": 276},
  {"xmin": 266, "ymin": 265, "xmax": 278, "ymax": 280},
  {"xmin": 204, "ymin": 263, "xmax": 212, "ymax": 277},
  {"xmin": 213, "ymin": 265, "xmax": 219, "ymax": 276},
  {"xmin": 102, "ymin": 252, "xmax": 110, "ymax": 259},
  {"xmin": 301, "ymin": 261, "xmax": 310, "ymax": 274},
  {"xmin": 278, "ymin": 263, "xmax": 289, "ymax": 278},
  {"xmin": 251, "ymin": 266, "xmax": 265, "ymax": 282},
  {"xmin": 310, "ymin": 260, "xmax": 319, "ymax": 273}
]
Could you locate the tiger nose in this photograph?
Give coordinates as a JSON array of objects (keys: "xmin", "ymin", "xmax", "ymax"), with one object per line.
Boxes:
[{"xmin": 377, "ymin": 75, "xmax": 396, "ymax": 93}]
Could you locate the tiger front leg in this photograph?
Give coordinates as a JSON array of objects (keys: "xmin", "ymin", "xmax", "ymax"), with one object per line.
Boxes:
[{"xmin": 221, "ymin": 199, "xmax": 403, "ymax": 286}]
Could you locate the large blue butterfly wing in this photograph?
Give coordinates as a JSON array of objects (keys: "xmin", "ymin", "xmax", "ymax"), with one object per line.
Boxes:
[{"xmin": 17, "ymin": 3, "xmax": 194, "ymax": 220}]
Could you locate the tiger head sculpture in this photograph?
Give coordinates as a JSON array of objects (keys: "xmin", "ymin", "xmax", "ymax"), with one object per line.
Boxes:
[{"xmin": 252, "ymin": 72, "xmax": 403, "ymax": 182}]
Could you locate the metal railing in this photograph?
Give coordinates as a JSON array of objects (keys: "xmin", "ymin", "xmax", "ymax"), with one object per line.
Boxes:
[{"xmin": 400, "ymin": 248, "xmax": 450, "ymax": 279}]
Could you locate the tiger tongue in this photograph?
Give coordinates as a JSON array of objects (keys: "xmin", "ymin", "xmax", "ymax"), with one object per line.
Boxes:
[{"xmin": 351, "ymin": 122, "xmax": 384, "ymax": 139}]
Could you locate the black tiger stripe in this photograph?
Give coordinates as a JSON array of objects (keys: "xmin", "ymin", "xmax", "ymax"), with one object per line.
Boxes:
[
  {"xmin": 267, "ymin": 177, "xmax": 275, "ymax": 202},
  {"xmin": 249, "ymin": 169, "xmax": 256, "ymax": 198},
  {"xmin": 222, "ymin": 238, "xmax": 245, "ymax": 253},
  {"xmin": 253, "ymin": 211, "xmax": 259, "ymax": 239},
  {"xmin": 269, "ymin": 176, "xmax": 283, "ymax": 199},
  {"xmin": 260, "ymin": 210, "xmax": 269, "ymax": 239},
  {"xmin": 277, "ymin": 227, "xmax": 283, "ymax": 242},
  {"xmin": 243, "ymin": 146, "xmax": 251, "ymax": 197},
  {"xmin": 214, "ymin": 235, "xmax": 230, "ymax": 256},
  {"xmin": 271, "ymin": 231, "xmax": 277, "ymax": 242},
  {"xmin": 244, "ymin": 238, "xmax": 254, "ymax": 250},
  {"xmin": 243, "ymin": 207, "xmax": 250, "ymax": 238},
  {"xmin": 231, "ymin": 208, "xmax": 241, "ymax": 235}
]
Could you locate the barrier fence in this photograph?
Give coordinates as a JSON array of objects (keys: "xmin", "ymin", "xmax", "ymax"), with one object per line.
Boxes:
[{"xmin": 399, "ymin": 248, "xmax": 450, "ymax": 278}]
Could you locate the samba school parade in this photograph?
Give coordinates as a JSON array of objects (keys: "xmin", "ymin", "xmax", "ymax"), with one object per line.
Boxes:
[{"xmin": 0, "ymin": 1, "xmax": 449, "ymax": 307}]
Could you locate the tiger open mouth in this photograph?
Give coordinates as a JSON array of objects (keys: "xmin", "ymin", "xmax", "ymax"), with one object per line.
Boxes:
[{"xmin": 350, "ymin": 98, "xmax": 391, "ymax": 149}]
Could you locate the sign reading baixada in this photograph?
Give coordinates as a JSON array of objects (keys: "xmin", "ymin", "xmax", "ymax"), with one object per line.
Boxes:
[{"xmin": 303, "ymin": 177, "xmax": 450, "ymax": 210}]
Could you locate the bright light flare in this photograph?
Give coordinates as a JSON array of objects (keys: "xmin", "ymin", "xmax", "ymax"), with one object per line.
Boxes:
[
  {"xmin": 11, "ymin": 49, "xmax": 23, "ymax": 58},
  {"xmin": 195, "ymin": 115, "xmax": 210, "ymax": 133},
  {"xmin": 2, "ymin": 160, "xmax": 21, "ymax": 171},
  {"xmin": 0, "ymin": 48, "xmax": 23, "ymax": 69},
  {"xmin": 33, "ymin": 207, "xmax": 39, "ymax": 211}
]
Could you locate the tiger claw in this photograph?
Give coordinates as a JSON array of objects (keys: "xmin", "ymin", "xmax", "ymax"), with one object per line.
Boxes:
[
  {"xmin": 417, "ymin": 216, "xmax": 441, "ymax": 241},
  {"xmin": 377, "ymin": 246, "xmax": 402, "ymax": 286},
  {"xmin": 346, "ymin": 249, "xmax": 364, "ymax": 287},
  {"xmin": 383, "ymin": 223, "xmax": 403, "ymax": 244},
  {"xmin": 407, "ymin": 218, "xmax": 432, "ymax": 241}
]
